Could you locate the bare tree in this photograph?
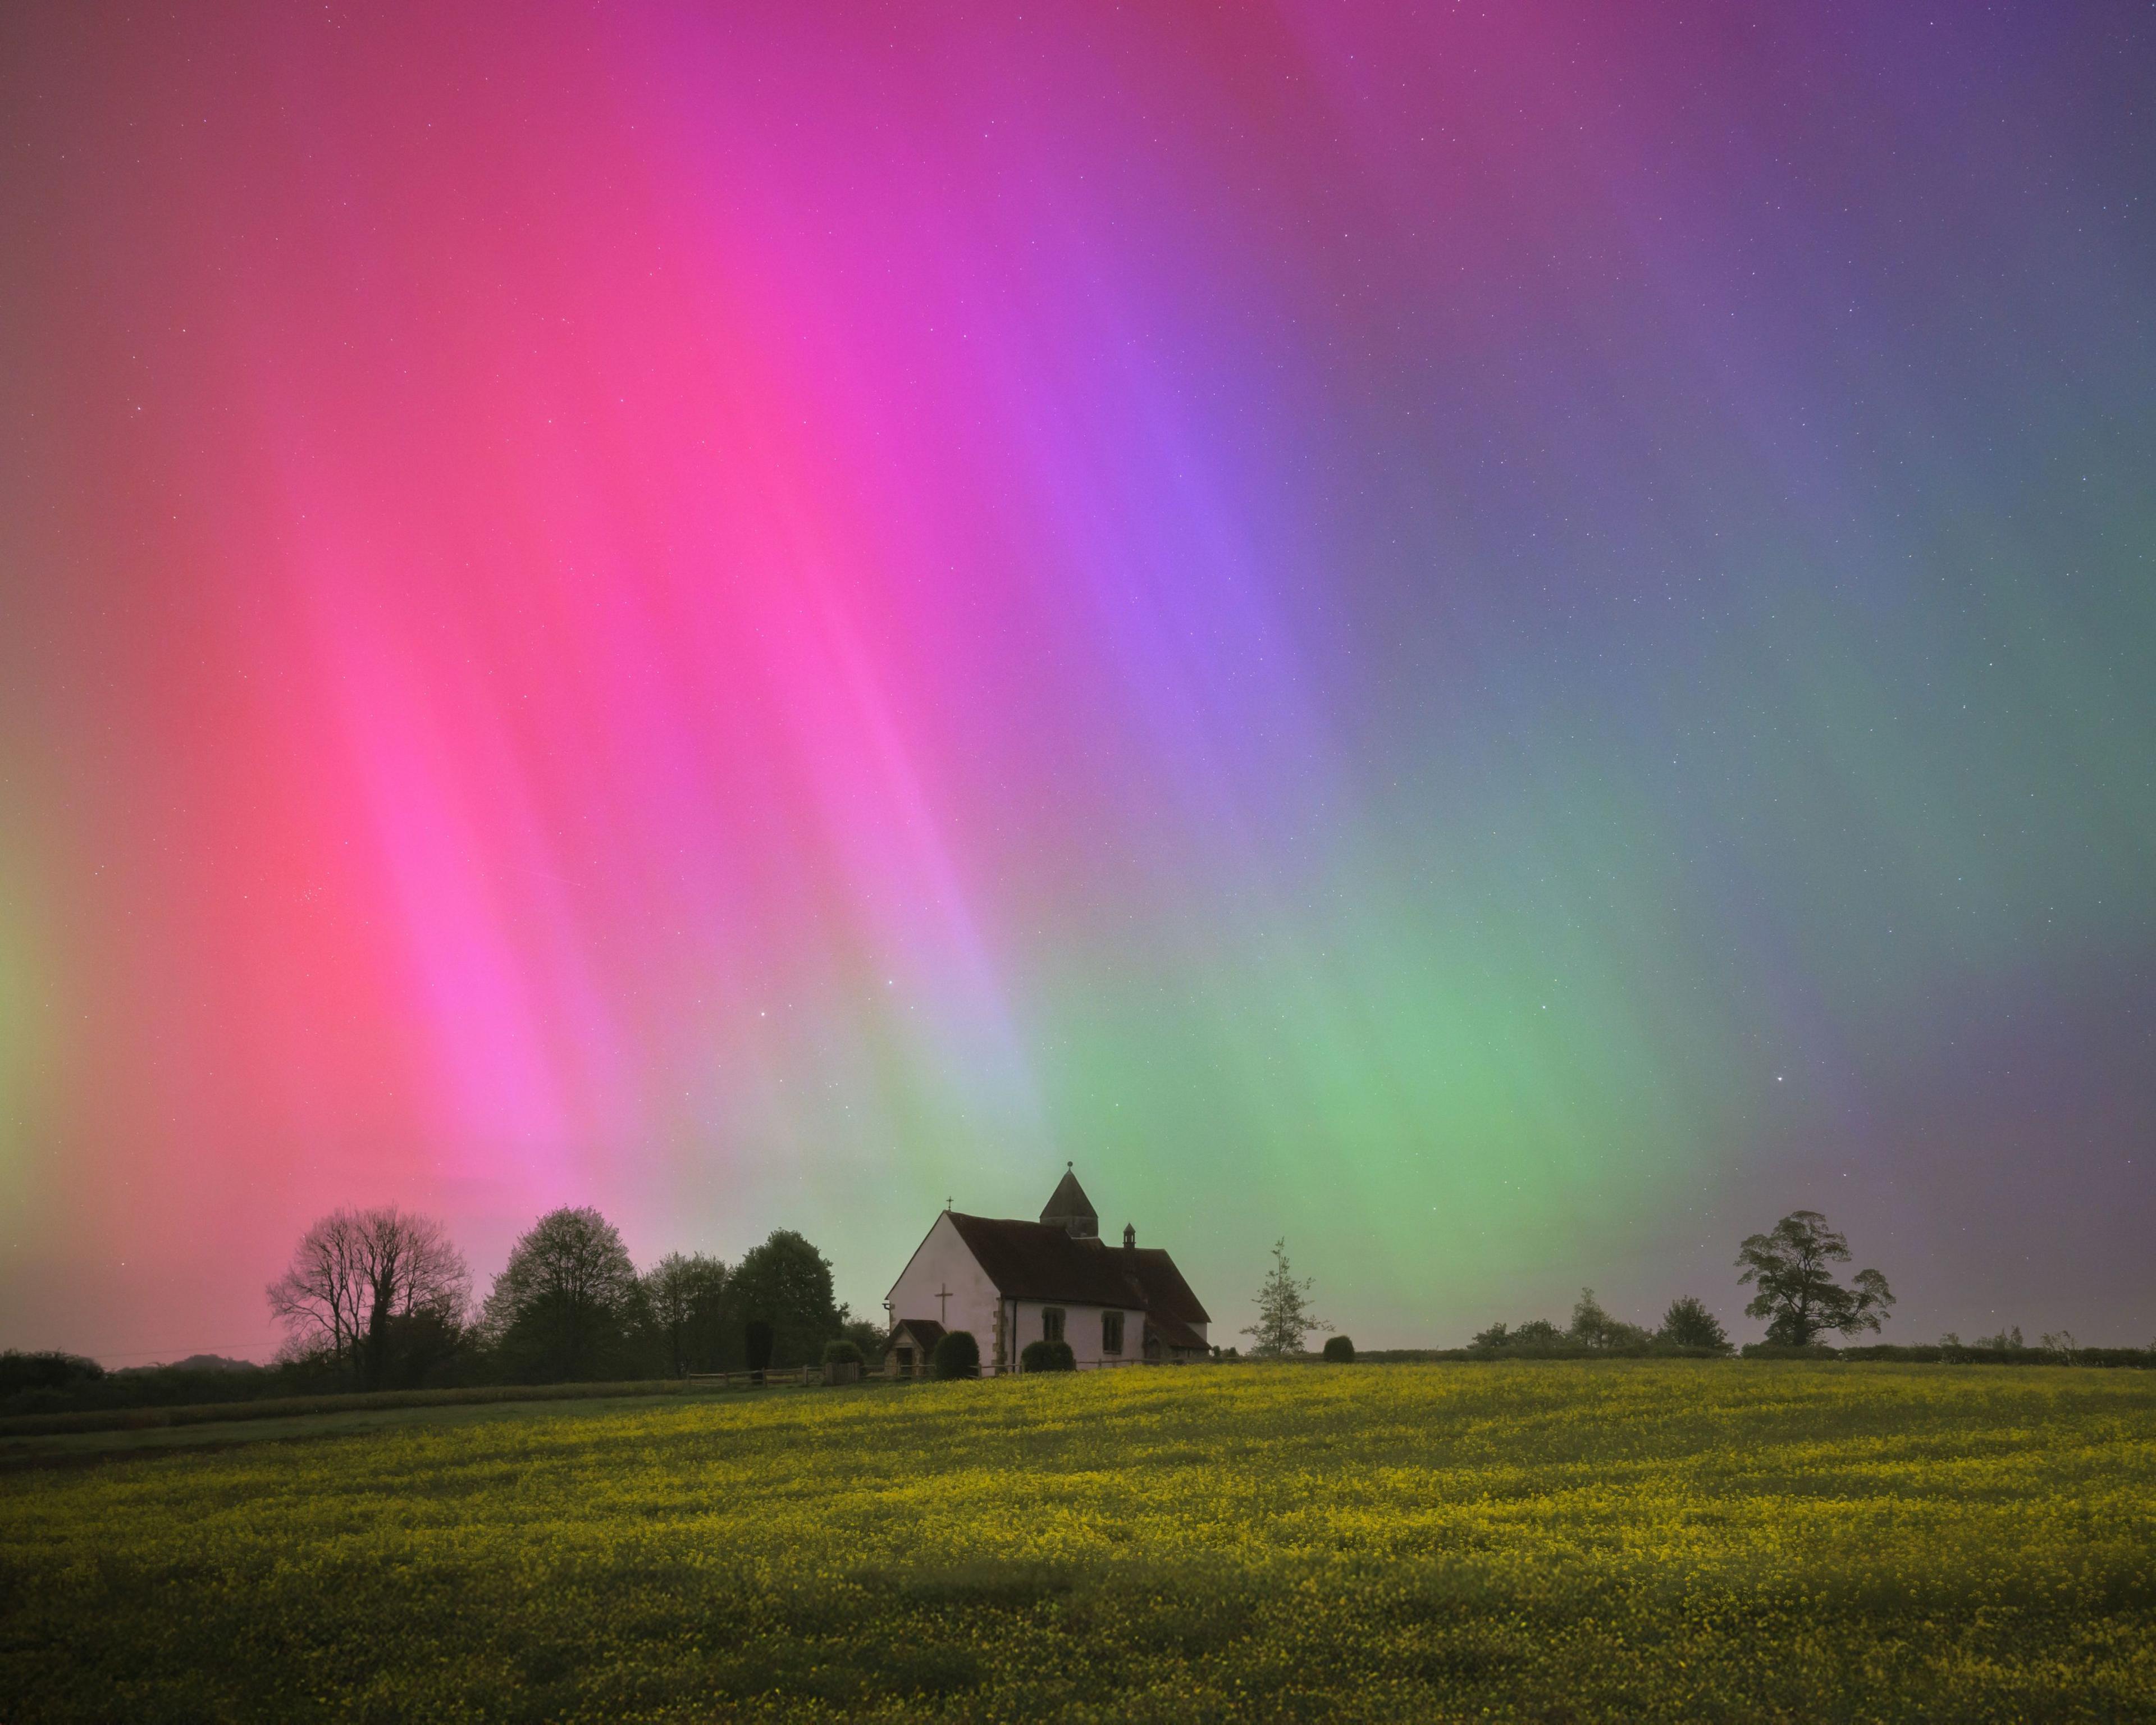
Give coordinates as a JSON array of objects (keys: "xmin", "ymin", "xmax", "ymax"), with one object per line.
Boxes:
[
  {"xmin": 1243, "ymin": 1238, "xmax": 1330, "ymax": 1358},
  {"xmin": 268, "ymin": 1207, "xmax": 469, "ymax": 1389}
]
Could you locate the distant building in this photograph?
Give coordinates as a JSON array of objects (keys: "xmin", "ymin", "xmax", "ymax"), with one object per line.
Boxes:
[{"xmin": 884, "ymin": 1167, "xmax": 1211, "ymax": 1375}]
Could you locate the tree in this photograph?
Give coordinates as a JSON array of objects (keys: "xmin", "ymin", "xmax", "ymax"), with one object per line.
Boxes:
[
  {"xmin": 838, "ymin": 1317, "xmax": 887, "ymax": 1363},
  {"xmin": 1569, "ymin": 1288, "xmax": 1650, "ymax": 1350},
  {"xmin": 641, "ymin": 1252, "xmax": 729, "ymax": 1377},
  {"xmin": 482, "ymin": 1207, "xmax": 643, "ymax": 1382},
  {"xmin": 1243, "ymin": 1239, "xmax": 1329, "ymax": 1358},
  {"xmin": 728, "ymin": 1230, "xmax": 843, "ymax": 1368},
  {"xmin": 1657, "ymin": 1295, "xmax": 1730, "ymax": 1353},
  {"xmin": 267, "ymin": 1206, "xmax": 469, "ymax": 1390},
  {"xmin": 1735, "ymin": 1211, "xmax": 1894, "ymax": 1345},
  {"xmin": 1322, "ymin": 1335, "xmax": 1356, "ymax": 1363}
]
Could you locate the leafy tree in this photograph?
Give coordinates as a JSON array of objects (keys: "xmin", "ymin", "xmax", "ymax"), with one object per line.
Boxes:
[
  {"xmin": 1468, "ymin": 1321, "xmax": 1511, "ymax": 1352},
  {"xmin": 1735, "ymin": 1211, "xmax": 1894, "ymax": 1345},
  {"xmin": 933, "ymin": 1330, "xmax": 980, "ymax": 1379},
  {"xmin": 1657, "ymin": 1295, "xmax": 1730, "ymax": 1352},
  {"xmin": 1243, "ymin": 1239, "xmax": 1330, "ymax": 1358},
  {"xmin": 821, "ymin": 1338, "xmax": 864, "ymax": 1367},
  {"xmin": 267, "ymin": 1206, "xmax": 469, "ymax": 1390},
  {"xmin": 729, "ymin": 1230, "xmax": 843, "ymax": 1368},
  {"xmin": 642, "ymin": 1252, "xmax": 729, "ymax": 1377},
  {"xmin": 482, "ymin": 1207, "xmax": 645, "ymax": 1381},
  {"xmin": 1510, "ymin": 1318, "xmax": 1563, "ymax": 1348},
  {"xmin": 1322, "ymin": 1335, "xmax": 1356, "ymax": 1363},
  {"xmin": 1569, "ymin": 1288, "xmax": 1651, "ymax": 1350}
]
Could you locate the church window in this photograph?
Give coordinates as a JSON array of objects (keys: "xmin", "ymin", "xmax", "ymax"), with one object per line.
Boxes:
[
  {"xmin": 1042, "ymin": 1307, "xmax": 1065, "ymax": 1344},
  {"xmin": 1102, "ymin": 1311, "xmax": 1123, "ymax": 1354}
]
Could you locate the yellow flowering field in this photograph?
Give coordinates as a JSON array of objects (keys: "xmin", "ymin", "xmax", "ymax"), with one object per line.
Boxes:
[{"xmin": 3, "ymin": 1362, "xmax": 2153, "ymax": 1722}]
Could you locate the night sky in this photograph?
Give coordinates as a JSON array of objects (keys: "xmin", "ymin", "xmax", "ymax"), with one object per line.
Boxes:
[{"xmin": 3, "ymin": 4, "xmax": 2152, "ymax": 1362}]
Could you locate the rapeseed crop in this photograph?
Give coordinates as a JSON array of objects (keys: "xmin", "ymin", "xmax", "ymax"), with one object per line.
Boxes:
[{"xmin": 3, "ymin": 1363, "xmax": 2153, "ymax": 1722}]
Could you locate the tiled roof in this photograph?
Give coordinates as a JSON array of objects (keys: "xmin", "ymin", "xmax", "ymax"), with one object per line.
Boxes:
[
  {"xmin": 945, "ymin": 1214, "xmax": 1209, "ymax": 1328},
  {"xmin": 889, "ymin": 1318, "xmax": 945, "ymax": 1349},
  {"xmin": 946, "ymin": 1215, "xmax": 1136, "ymax": 1304},
  {"xmin": 1145, "ymin": 1310, "xmax": 1209, "ymax": 1352},
  {"xmin": 1119, "ymin": 1247, "xmax": 1211, "ymax": 1326}
]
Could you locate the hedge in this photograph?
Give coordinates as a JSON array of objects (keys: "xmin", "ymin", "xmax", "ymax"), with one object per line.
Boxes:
[{"xmin": 0, "ymin": 1379, "xmax": 704, "ymax": 1439}]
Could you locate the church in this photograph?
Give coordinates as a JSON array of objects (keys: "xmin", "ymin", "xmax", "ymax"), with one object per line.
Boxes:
[{"xmin": 883, "ymin": 1167, "xmax": 1211, "ymax": 1376}]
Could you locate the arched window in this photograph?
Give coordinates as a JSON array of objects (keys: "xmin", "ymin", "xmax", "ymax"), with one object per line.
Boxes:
[{"xmin": 1042, "ymin": 1307, "xmax": 1065, "ymax": 1344}]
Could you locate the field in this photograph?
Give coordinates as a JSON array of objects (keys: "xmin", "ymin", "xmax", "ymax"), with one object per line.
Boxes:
[{"xmin": 3, "ymin": 1364, "xmax": 2153, "ymax": 1723}]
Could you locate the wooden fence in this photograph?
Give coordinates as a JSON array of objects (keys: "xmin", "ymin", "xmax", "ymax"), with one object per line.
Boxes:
[
  {"xmin": 683, "ymin": 1357, "xmax": 1211, "ymax": 1390},
  {"xmin": 685, "ymin": 1361, "xmax": 862, "ymax": 1390}
]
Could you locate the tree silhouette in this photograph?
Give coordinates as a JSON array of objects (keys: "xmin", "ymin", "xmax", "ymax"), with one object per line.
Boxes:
[
  {"xmin": 268, "ymin": 1207, "xmax": 468, "ymax": 1390},
  {"xmin": 1736, "ymin": 1211, "xmax": 1894, "ymax": 1345},
  {"xmin": 482, "ymin": 1207, "xmax": 643, "ymax": 1381}
]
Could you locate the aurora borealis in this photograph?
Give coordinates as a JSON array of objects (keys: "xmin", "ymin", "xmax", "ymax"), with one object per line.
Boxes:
[{"xmin": 3, "ymin": 4, "xmax": 2152, "ymax": 1361}]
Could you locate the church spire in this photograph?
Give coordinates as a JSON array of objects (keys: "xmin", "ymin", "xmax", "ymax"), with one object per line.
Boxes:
[{"xmin": 1040, "ymin": 1162, "xmax": 1099, "ymax": 1239}]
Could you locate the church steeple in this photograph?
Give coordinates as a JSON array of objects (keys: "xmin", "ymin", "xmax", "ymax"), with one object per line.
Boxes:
[{"xmin": 1040, "ymin": 1162, "xmax": 1099, "ymax": 1239}]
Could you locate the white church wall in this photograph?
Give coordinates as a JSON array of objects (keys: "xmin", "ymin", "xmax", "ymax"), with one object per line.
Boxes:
[
  {"xmin": 885, "ymin": 1213, "xmax": 1001, "ymax": 1368},
  {"xmin": 1010, "ymin": 1299, "xmax": 1144, "ymax": 1370}
]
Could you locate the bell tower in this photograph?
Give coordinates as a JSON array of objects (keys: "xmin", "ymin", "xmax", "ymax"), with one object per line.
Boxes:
[{"xmin": 1039, "ymin": 1162, "xmax": 1099, "ymax": 1239}]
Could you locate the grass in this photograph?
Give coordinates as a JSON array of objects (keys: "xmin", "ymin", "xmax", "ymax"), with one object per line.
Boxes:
[{"xmin": 2, "ymin": 1362, "xmax": 2152, "ymax": 1722}]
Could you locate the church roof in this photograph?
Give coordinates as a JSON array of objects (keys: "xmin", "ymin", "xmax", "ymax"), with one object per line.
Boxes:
[
  {"xmin": 1119, "ymin": 1246, "xmax": 1211, "ymax": 1326},
  {"xmin": 1039, "ymin": 1167, "xmax": 1099, "ymax": 1235},
  {"xmin": 1145, "ymin": 1309, "xmax": 1210, "ymax": 1352},
  {"xmin": 889, "ymin": 1318, "xmax": 945, "ymax": 1350},
  {"xmin": 947, "ymin": 1214, "xmax": 1134, "ymax": 1304},
  {"xmin": 944, "ymin": 1212, "xmax": 1208, "ymax": 1322}
]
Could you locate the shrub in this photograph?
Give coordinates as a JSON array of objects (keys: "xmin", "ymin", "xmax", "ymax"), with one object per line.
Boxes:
[
  {"xmin": 1020, "ymin": 1339, "xmax": 1075, "ymax": 1372},
  {"xmin": 932, "ymin": 1331, "xmax": 980, "ymax": 1379},
  {"xmin": 821, "ymin": 1339, "xmax": 863, "ymax": 1367},
  {"xmin": 1323, "ymin": 1336, "xmax": 1355, "ymax": 1363}
]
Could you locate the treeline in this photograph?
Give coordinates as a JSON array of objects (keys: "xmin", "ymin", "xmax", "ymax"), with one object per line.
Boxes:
[
  {"xmin": 1465, "ymin": 1289, "xmax": 1734, "ymax": 1358},
  {"xmin": 3, "ymin": 1203, "xmax": 882, "ymax": 1418},
  {"xmin": 1748, "ymin": 1340, "xmax": 2155, "ymax": 1367}
]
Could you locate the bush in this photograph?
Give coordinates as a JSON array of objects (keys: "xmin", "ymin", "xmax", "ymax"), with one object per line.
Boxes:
[
  {"xmin": 932, "ymin": 1331, "xmax": 980, "ymax": 1379},
  {"xmin": 1323, "ymin": 1336, "xmax": 1355, "ymax": 1362},
  {"xmin": 821, "ymin": 1339, "xmax": 863, "ymax": 1366},
  {"xmin": 1020, "ymin": 1339, "xmax": 1075, "ymax": 1372}
]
